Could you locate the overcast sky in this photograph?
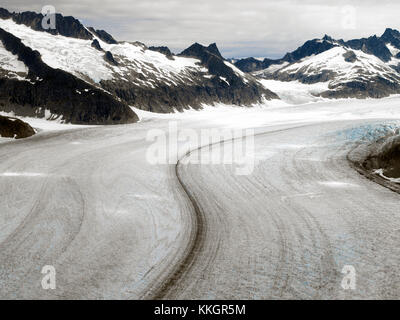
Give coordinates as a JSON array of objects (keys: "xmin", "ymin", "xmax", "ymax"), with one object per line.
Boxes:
[{"xmin": 2, "ymin": 0, "xmax": 400, "ymax": 58}]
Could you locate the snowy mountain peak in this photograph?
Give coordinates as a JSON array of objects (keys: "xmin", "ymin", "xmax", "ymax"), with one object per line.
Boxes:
[
  {"xmin": 255, "ymin": 42, "xmax": 400, "ymax": 99},
  {"xmin": 283, "ymin": 37, "xmax": 338, "ymax": 63},
  {"xmin": 322, "ymin": 34, "xmax": 335, "ymax": 42},
  {"xmin": 235, "ymin": 28, "xmax": 400, "ymax": 73}
]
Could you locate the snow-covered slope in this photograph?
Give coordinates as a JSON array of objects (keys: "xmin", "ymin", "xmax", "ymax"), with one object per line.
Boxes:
[
  {"xmin": 0, "ymin": 40, "xmax": 28, "ymax": 79},
  {"xmin": 232, "ymin": 28, "xmax": 400, "ymax": 100},
  {"xmin": 0, "ymin": 19, "xmax": 191, "ymax": 84},
  {"xmin": 0, "ymin": 18, "xmax": 203, "ymax": 86}
]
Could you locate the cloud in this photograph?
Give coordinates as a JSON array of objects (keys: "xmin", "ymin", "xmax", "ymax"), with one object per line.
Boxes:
[{"xmin": 2, "ymin": 0, "xmax": 400, "ymax": 58}]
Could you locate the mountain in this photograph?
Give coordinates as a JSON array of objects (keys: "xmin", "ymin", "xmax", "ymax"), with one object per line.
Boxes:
[
  {"xmin": 0, "ymin": 8, "xmax": 277, "ymax": 122},
  {"xmin": 0, "ymin": 8, "xmax": 138, "ymax": 124},
  {"xmin": 0, "ymin": 25, "xmax": 138, "ymax": 124},
  {"xmin": 177, "ymin": 43, "xmax": 277, "ymax": 105},
  {"xmin": 235, "ymin": 57, "xmax": 272, "ymax": 73},
  {"xmin": 238, "ymin": 30, "xmax": 400, "ymax": 99},
  {"xmin": 234, "ymin": 36, "xmax": 337, "ymax": 73}
]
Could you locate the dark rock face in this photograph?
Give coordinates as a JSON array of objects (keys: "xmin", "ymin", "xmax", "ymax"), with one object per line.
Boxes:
[
  {"xmin": 0, "ymin": 8, "xmax": 12, "ymax": 19},
  {"xmin": 101, "ymin": 78, "xmax": 275, "ymax": 113},
  {"xmin": 179, "ymin": 43, "xmax": 278, "ymax": 103},
  {"xmin": 348, "ymin": 130, "xmax": 400, "ymax": 194},
  {"xmin": 283, "ymin": 38, "xmax": 337, "ymax": 63},
  {"xmin": 149, "ymin": 46, "xmax": 173, "ymax": 59},
  {"xmin": 104, "ymin": 51, "xmax": 118, "ymax": 65},
  {"xmin": 91, "ymin": 39, "xmax": 102, "ymax": 51},
  {"xmin": 204, "ymin": 43, "xmax": 223, "ymax": 59},
  {"xmin": 87, "ymin": 27, "xmax": 118, "ymax": 44},
  {"xmin": 180, "ymin": 43, "xmax": 243, "ymax": 82},
  {"xmin": 343, "ymin": 35, "xmax": 392, "ymax": 62},
  {"xmin": 378, "ymin": 28, "xmax": 400, "ymax": 49},
  {"xmin": 343, "ymin": 50, "xmax": 357, "ymax": 63},
  {"xmin": 0, "ymin": 27, "xmax": 138, "ymax": 124},
  {"xmin": 234, "ymin": 57, "xmax": 268, "ymax": 73},
  {"xmin": 320, "ymin": 78, "xmax": 400, "ymax": 99},
  {"xmin": 0, "ymin": 8, "xmax": 93, "ymax": 40},
  {"xmin": 0, "ymin": 115, "xmax": 35, "ymax": 139},
  {"xmin": 267, "ymin": 68, "xmax": 336, "ymax": 84},
  {"xmin": 362, "ymin": 132, "xmax": 400, "ymax": 179}
]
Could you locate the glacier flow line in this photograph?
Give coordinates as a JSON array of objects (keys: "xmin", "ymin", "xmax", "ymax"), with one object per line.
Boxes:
[{"xmin": 144, "ymin": 124, "xmax": 311, "ymax": 300}]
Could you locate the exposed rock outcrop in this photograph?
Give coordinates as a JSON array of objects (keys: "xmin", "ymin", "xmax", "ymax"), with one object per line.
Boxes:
[
  {"xmin": 362, "ymin": 132, "xmax": 400, "ymax": 178},
  {"xmin": 0, "ymin": 115, "xmax": 35, "ymax": 139},
  {"xmin": 343, "ymin": 35, "xmax": 392, "ymax": 62},
  {"xmin": 91, "ymin": 39, "xmax": 102, "ymax": 51},
  {"xmin": 149, "ymin": 46, "xmax": 174, "ymax": 59},
  {"xmin": 104, "ymin": 50, "xmax": 118, "ymax": 65},
  {"xmin": 88, "ymin": 27, "xmax": 118, "ymax": 44},
  {"xmin": 343, "ymin": 50, "xmax": 357, "ymax": 63}
]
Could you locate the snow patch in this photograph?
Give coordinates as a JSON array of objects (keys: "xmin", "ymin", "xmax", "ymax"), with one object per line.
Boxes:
[
  {"xmin": 386, "ymin": 43, "xmax": 400, "ymax": 57},
  {"xmin": 224, "ymin": 60, "xmax": 249, "ymax": 82},
  {"xmin": 0, "ymin": 111, "xmax": 93, "ymax": 132},
  {"xmin": 0, "ymin": 40, "xmax": 28, "ymax": 76},
  {"xmin": 0, "ymin": 18, "xmax": 113, "ymax": 83},
  {"xmin": 220, "ymin": 76, "xmax": 230, "ymax": 85},
  {"xmin": 318, "ymin": 181, "xmax": 360, "ymax": 188},
  {"xmin": 259, "ymin": 79, "xmax": 329, "ymax": 105},
  {"xmin": 260, "ymin": 61, "xmax": 289, "ymax": 74},
  {"xmin": 374, "ymin": 169, "xmax": 400, "ymax": 183},
  {"xmin": 0, "ymin": 172, "xmax": 45, "ymax": 177}
]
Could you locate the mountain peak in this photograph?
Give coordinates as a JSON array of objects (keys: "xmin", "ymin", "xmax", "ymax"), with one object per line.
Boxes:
[
  {"xmin": 207, "ymin": 43, "xmax": 223, "ymax": 58},
  {"xmin": 180, "ymin": 42, "xmax": 224, "ymax": 60},
  {"xmin": 383, "ymin": 27, "xmax": 400, "ymax": 35},
  {"xmin": 381, "ymin": 28, "xmax": 400, "ymax": 42},
  {"xmin": 322, "ymin": 34, "xmax": 334, "ymax": 42}
]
